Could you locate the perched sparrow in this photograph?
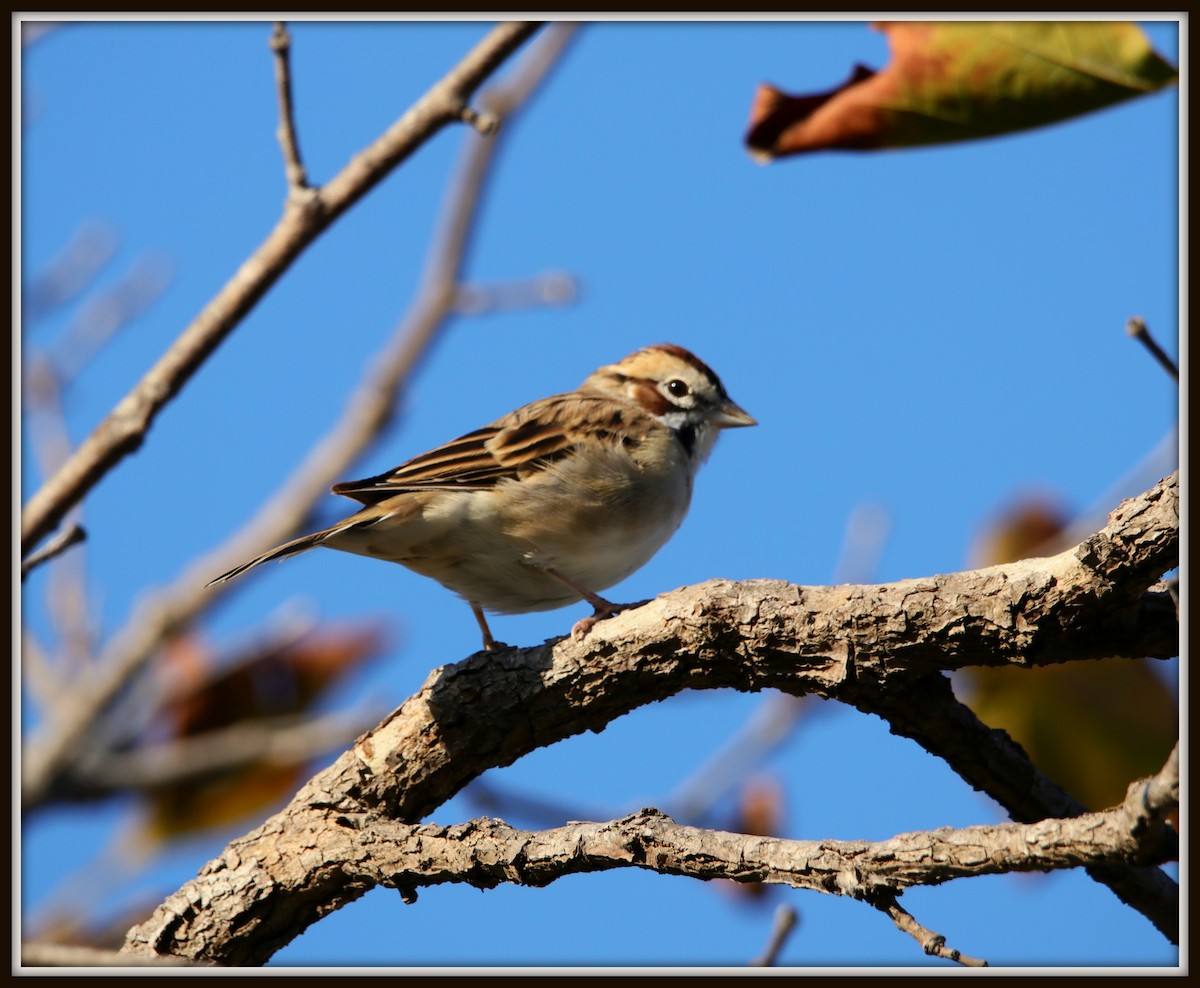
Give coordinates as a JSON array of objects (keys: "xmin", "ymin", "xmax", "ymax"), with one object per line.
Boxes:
[{"xmin": 210, "ymin": 344, "xmax": 755, "ymax": 651}]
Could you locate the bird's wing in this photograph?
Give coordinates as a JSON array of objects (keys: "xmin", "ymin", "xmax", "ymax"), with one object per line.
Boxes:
[{"xmin": 331, "ymin": 394, "xmax": 617, "ymax": 505}]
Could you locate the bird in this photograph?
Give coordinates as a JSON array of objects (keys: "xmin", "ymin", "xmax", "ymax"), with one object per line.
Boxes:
[{"xmin": 209, "ymin": 343, "xmax": 756, "ymax": 651}]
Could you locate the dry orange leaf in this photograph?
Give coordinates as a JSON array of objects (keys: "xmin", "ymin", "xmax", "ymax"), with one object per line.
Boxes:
[
  {"xmin": 746, "ymin": 21, "xmax": 1177, "ymax": 159},
  {"xmin": 142, "ymin": 622, "xmax": 388, "ymax": 842}
]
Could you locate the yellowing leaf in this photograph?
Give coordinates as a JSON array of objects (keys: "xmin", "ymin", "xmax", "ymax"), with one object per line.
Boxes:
[
  {"xmin": 746, "ymin": 21, "xmax": 1177, "ymax": 159},
  {"xmin": 960, "ymin": 489, "xmax": 1178, "ymax": 814},
  {"xmin": 141, "ymin": 622, "xmax": 388, "ymax": 843},
  {"xmin": 964, "ymin": 659, "xmax": 1177, "ymax": 814}
]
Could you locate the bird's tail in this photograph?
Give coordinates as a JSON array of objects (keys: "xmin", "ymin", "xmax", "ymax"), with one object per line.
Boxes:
[{"xmin": 206, "ymin": 527, "xmax": 337, "ymax": 586}]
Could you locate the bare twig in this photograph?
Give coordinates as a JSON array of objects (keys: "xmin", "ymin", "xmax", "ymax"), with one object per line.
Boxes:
[
  {"xmin": 270, "ymin": 22, "xmax": 309, "ymax": 194},
  {"xmin": 875, "ymin": 895, "xmax": 987, "ymax": 967},
  {"xmin": 20, "ymin": 20, "xmax": 543, "ymax": 555},
  {"xmin": 750, "ymin": 904, "xmax": 798, "ymax": 967},
  {"xmin": 20, "ymin": 22, "xmax": 574, "ymax": 814},
  {"xmin": 21, "ymin": 523, "xmax": 86, "ymax": 580},
  {"xmin": 1126, "ymin": 317, "xmax": 1179, "ymax": 380},
  {"xmin": 122, "ymin": 744, "xmax": 1179, "ymax": 964}
]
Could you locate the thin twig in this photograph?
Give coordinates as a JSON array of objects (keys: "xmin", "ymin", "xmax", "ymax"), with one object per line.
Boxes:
[
  {"xmin": 1126, "ymin": 317, "xmax": 1179, "ymax": 380},
  {"xmin": 750, "ymin": 903, "xmax": 799, "ymax": 967},
  {"xmin": 20, "ymin": 20, "xmax": 543, "ymax": 555},
  {"xmin": 876, "ymin": 894, "xmax": 988, "ymax": 967},
  {"xmin": 20, "ymin": 522, "xmax": 86, "ymax": 580},
  {"xmin": 20, "ymin": 23, "xmax": 573, "ymax": 813},
  {"xmin": 270, "ymin": 22, "xmax": 309, "ymax": 194}
]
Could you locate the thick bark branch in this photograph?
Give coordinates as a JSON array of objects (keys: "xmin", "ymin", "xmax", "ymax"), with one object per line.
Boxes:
[
  {"xmin": 20, "ymin": 21, "xmax": 542, "ymax": 555},
  {"xmin": 118, "ymin": 474, "xmax": 1178, "ymax": 964},
  {"xmin": 122, "ymin": 745, "xmax": 1178, "ymax": 965}
]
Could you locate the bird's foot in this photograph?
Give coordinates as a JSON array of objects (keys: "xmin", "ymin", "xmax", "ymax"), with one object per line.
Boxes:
[{"xmin": 568, "ymin": 595, "xmax": 652, "ymax": 643}]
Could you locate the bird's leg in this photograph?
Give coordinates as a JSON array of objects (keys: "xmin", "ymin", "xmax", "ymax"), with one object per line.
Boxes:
[
  {"xmin": 540, "ymin": 566, "xmax": 626, "ymax": 640},
  {"xmin": 470, "ymin": 602, "xmax": 506, "ymax": 652}
]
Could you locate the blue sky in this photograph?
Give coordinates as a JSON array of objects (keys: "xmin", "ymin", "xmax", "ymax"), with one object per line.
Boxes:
[{"xmin": 19, "ymin": 17, "xmax": 1180, "ymax": 969}]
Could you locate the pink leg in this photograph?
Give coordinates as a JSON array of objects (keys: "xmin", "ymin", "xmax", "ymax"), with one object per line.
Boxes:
[
  {"xmin": 470, "ymin": 603, "xmax": 506, "ymax": 652},
  {"xmin": 541, "ymin": 567, "xmax": 625, "ymax": 640}
]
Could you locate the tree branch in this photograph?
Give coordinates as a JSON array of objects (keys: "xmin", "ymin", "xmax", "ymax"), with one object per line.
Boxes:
[
  {"xmin": 118, "ymin": 475, "xmax": 1178, "ymax": 964},
  {"xmin": 121, "ymin": 744, "xmax": 1178, "ymax": 965},
  {"xmin": 270, "ymin": 22, "xmax": 309, "ymax": 193},
  {"xmin": 20, "ymin": 522, "xmax": 86, "ymax": 580},
  {"xmin": 23, "ymin": 942, "xmax": 208, "ymax": 968},
  {"xmin": 20, "ymin": 20, "xmax": 542, "ymax": 555},
  {"xmin": 750, "ymin": 904, "xmax": 798, "ymax": 967},
  {"xmin": 20, "ymin": 23, "xmax": 571, "ymax": 813},
  {"xmin": 857, "ymin": 671, "xmax": 1179, "ymax": 940},
  {"xmin": 875, "ymin": 895, "xmax": 987, "ymax": 967}
]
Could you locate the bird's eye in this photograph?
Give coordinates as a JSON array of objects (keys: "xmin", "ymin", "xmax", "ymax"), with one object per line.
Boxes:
[{"xmin": 666, "ymin": 379, "xmax": 690, "ymax": 398}]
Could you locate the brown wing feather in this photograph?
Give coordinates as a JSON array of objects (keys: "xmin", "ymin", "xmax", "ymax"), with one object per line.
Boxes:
[{"xmin": 331, "ymin": 395, "xmax": 591, "ymax": 505}]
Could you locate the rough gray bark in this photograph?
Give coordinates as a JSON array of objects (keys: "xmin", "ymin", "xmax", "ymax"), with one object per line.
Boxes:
[{"xmin": 120, "ymin": 472, "xmax": 1178, "ymax": 965}]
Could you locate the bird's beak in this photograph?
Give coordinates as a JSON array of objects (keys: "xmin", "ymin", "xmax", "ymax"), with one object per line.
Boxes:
[{"xmin": 715, "ymin": 398, "xmax": 757, "ymax": 428}]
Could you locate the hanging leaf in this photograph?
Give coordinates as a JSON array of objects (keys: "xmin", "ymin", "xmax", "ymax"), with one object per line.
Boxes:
[
  {"xmin": 140, "ymin": 621, "xmax": 388, "ymax": 842},
  {"xmin": 746, "ymin": 21, "xmax": 1177, "ymax": 160}
]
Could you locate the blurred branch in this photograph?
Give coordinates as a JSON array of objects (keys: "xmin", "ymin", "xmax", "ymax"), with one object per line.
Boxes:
[
  {"xmin": 20, "ymin": 21, "xmax": 576, "ymax": 815},
  {"xmin": 21, "ymin": 523, "xmax": 86, "ymax": 581},
  {"xmin": 21, "ymin": 630, "xmax": 61, "ymax": 713},
  {"xmin": 122, "ymin": 744, "xmax": 1179, "ymax": 965},
  {"xmin": 453, "ymin": 269, "xmax": 578, "ymax": 316},
  {"xmin": 1047, "ymin": 427, "xmax": 1178, "ymax": 554},
  {"xmin": 24, "ymin": 356, "xmax": 99, "ymax": 672},
  {"xmin": 23, "ymin": 220, "xmax": 118, "ymax": 323},
  {"xmin": 464, "ymin": 775, "xmax": 611, "ymax": 828},
  {"xmin": 750, "ymin": 904, "xmax": 798, "ymax": 967},
  {"xmin": 48, "ymin": 253, "xmax": 174, "ymax": 383},
  {"xmin": 270, "ymin": 22, "xmax": 309, "ymax": 194},
  {"xmin": 22, "ymin": 942, "xmax": 206, "ymax": 968},
  {"xmin": 21, "ymin": 20, "xmax": 543, "ymax": 555},
  {"xmin": 1126, "ymin": 316, "xmax": 1178, "ymax": 381},
  {"xmin": 73, "ymin": 711, "xmax": 379, "ymax": 798},
  {"xmin": 118, "ymin": 474, "xmax": 1178, "ymax": 963},
  {"xmin": 668, "ymin": 500, "xmax": 891, "ymax": 825},
  {"xmin": 664, "ymin": 692, "xmax": 805, "ymax": 824},
  {"xmin": 20, "ymin": 21, "xmax": 63, "ymax": 49}
]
